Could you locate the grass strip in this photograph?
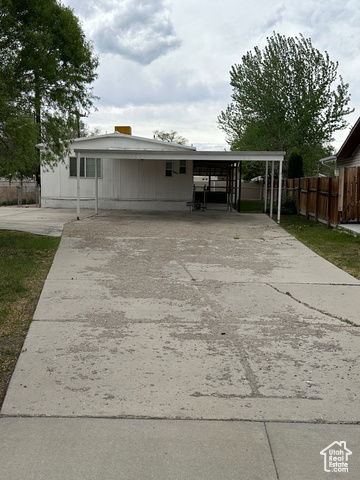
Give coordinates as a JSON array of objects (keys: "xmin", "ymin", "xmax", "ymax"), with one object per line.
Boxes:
[
  {"xmin": 237, "ymin": 200, "xmax": 264, "ymax": 213},
  {"xmin": 279, "ymin": 215, "xmax": 360, "ymax": 280},
  {"xmin": 0, "ymin": 230, "xmax": 60, "ymax": 407}
]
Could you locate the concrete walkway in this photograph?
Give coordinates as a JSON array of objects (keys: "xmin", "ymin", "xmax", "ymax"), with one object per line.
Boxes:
[
  {"xmin": 0, "ymin": 205, "xmax": 84, "ymax": 236},
  {"xmin": 1, "ymin": 208, "xmax": 360, "ymax": 479},
  {"xmin": 340, "ymin": 223, "xmax": 360, "ymax": 236}
]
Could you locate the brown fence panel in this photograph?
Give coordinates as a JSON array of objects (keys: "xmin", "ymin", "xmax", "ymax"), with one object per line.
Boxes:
[
  {"xmin": 267, "ymin": 170, "xmax": 359, "ymax": 226},
  {"xmin": 280, "ymin": 176, "xmax": 339, "ymax": 226},
  {"xmin": 330, "ymin": 176, "xmax": 340, "ymax": 226},
  {"xmin": 298, "ymin": 177, "xmax": 309, "ymax": 218},
  {"xmin": 341, "ymin": 167, "xmax": 360, "ymax": 223}
]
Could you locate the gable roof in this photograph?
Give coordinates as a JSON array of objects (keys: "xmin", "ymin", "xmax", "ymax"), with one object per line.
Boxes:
[
  {"xmin": 337, "ymin": 117, "xmax": 360, "ymax": 160},
  {"xmin": 37, "ymin": 131, "xmax": 196, "ymax": 153},
  {"xmin": 71, "ymin": 131, "xmax": 196, "ymax": 152}
]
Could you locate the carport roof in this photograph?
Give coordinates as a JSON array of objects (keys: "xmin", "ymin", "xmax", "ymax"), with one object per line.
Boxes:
[
  {"xmin": 73, "ymin": 147, "xmax": 285, "ymax": 179},
  {"xmin": 73, "ymin": 148, "xmax": 285, "ymax": 163}
]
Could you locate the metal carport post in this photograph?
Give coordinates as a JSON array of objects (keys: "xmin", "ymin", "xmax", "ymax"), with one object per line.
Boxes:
[{"xmin": 264, "ymin": 158, "xmax": 283, "ymax": 224}]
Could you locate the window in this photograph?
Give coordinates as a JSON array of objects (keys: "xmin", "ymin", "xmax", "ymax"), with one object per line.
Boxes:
[
  {"xmin": 70, "ymin": 157, "xmax": 102, "ymax": 178},
  {"xmin": 179, "ymin": 160, "xmax": 186, "ymax": 174},
  {"xmin": 165, "ymin": 162, "xmax": 173, "ymax": 177}
]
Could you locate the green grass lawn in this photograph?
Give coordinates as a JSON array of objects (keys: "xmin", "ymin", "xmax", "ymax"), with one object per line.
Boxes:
[
  {"xmin": 237, "ymin": 200, "xmax": 264, "ymax": 212},
  {"xmin": 0, "ymin": 231, "xmax": 60, "ymax": 406},
  {"xmin": 279, "ymin": 215, "xmax": 360, "ymax": 280}
]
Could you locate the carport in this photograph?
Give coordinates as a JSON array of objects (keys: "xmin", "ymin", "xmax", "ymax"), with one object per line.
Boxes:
[{"xmin": 73, "ymin": 148, "xmax": 285, "ymax": 222}]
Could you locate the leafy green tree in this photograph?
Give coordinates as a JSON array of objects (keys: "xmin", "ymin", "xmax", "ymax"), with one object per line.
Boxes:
[
  {"xmin": 0, "ymin": 116, "xmax": 39, "ymax": 177},
  {"xmin": 218, "ymin": 32, "xmax": 353, "ymax": 176},
  {"xmin": 0, "ymin": 0, "xmax": 99, "ymax": 173},
  {"xmin": 0, "ymin": 67, "xmax": 39, "ymax": 178},
  {"xmin": 153, "ymin": 130, "xmax": 188, "ymax": 145}
]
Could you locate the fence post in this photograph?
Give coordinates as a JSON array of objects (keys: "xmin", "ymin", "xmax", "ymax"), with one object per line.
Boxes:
[
  {"xmin": 315, "ymin": 177, "xmax": 320, "ymax": 223},
  {"xmin": 306, "ymin": 178, "xmax": 310, "ymax": 219},
  {"xmin": 338, "ymin": 168, "xmax": 344, "ymax": 222},
  {"xmin": 297, "ymin": 178, "xmax": 301, "ymax": 215},
  {"xmin": 327, "ymin": 177, "xmax": 332, "ymax": 227},
  {"xmin": 357, "ymin": 167, "xmax": 360, "ymax": 222}
]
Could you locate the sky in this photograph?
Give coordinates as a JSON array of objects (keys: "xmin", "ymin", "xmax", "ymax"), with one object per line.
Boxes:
[{"xmin": 62, "ymin": 0, "xmax": 360, "ymax": 152}]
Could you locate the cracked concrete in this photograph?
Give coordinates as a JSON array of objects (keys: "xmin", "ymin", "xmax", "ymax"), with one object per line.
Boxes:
[
  {"xmin": 2, "ymin": 209, "xmax": 360, "ymax": 422},
  {"xmin": 2, "ymin": 208, "xmax": 360, "ymax": 479}
]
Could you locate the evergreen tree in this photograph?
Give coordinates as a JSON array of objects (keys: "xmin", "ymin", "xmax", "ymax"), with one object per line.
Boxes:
[{"xmin": 287, "ymin": 151, "xmax": 304, "ymax": 179}]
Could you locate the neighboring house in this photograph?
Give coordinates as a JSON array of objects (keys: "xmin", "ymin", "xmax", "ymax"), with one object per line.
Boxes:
[
  {"xmin": 337, "ymin": 116, "xmax": 360, "ymax": 170},
  {"xmin": 40, "ymin": 126, "xmax": 285, "ymax": 212}
]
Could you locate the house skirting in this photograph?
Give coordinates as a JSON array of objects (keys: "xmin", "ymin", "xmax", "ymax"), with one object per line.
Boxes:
[{"xmin": 41, "ymin": 196, "xmax": 190, "ymax": 211}]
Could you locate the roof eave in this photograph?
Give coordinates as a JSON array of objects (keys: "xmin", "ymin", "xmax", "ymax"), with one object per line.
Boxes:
[{"xmin": 337, "ymin": 117, "xmax": 360, "ymax": 160}]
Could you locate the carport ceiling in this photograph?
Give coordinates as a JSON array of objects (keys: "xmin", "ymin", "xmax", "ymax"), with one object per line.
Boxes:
[
  {"xmin": 74, "ymin": 149, "xmax": 285, "ymax": 178},
  {"xmin": 74, "ymin": 148, "xmax": 285, "ymax": 176},
  {"xmin": 73, "ymin": 148, "xmax": 285, "ymax": 164},
  {"xmin": 193, "ymin": 161, "xmax": 231, "ymax": 176}
]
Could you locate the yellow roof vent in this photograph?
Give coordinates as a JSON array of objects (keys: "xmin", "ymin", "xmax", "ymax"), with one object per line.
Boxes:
[{"xmin": 115, "ymin": 126, "xmax": 132, "ymax": 135}]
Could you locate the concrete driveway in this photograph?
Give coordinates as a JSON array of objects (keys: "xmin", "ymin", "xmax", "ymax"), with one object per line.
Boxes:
[
  {"xmin": 1, "ymin": 208, "xmax": 360, "ymax": 479},
  {"xmin": 0, "ymin": 205, "xmax": 88, "ymax": 236}
]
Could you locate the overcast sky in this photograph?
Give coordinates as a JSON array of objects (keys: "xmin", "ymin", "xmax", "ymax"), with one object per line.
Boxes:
[{"xmin": 62, "ymin": 0, "xmax": 360, "ymax": 152}]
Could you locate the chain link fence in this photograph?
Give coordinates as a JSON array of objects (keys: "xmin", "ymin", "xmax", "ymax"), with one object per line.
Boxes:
[{"xmin": 0, "ymin": 181, "xmax": 40, "ymax": 206}]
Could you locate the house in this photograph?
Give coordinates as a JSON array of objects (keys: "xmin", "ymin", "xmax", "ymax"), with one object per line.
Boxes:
[
  {"xmin": 320, "ymin": 441, "xmax": 352, "ymax": 473},
  {"xmin": 40, "ymin": 126, "xmax": 285, "ymax": 218},
  {"xmin": 337, "ymin": 116, "xmax": 360, "ymax": 170},
  {"xmin": 40, "ymin": 127, "xmax": 196, "ymax": 211}
]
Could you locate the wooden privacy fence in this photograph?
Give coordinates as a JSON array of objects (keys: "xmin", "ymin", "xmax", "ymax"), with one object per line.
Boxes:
[
  {"xmin": 269, "ymin": 166, "xmax": 360, "ymax": 226},
  {"xmin": 339, "ymin": 167, "xmax": 360, "ymax": 223}
]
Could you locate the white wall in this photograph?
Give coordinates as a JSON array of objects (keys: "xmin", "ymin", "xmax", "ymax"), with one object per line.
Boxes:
[
  {"xmin": 337, "ymin": 144, "xmax": 360, "ymax": 170},
  {"xmin": 41, "ymin": 157, "xmax": 194, "ymax": 210}
]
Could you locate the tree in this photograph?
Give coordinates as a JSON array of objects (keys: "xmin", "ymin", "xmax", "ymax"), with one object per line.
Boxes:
[
  {"xmin": 0, "ymin": 66, "xmax": 39, "ymax": 178},
  {"xmin": 0, "ymin": 0, "xmax": 99, "ymax": 174},
  {"xmin": 218, "ymin": 32, "xmax": 354, "ymax": 176},
  {"xmin": 153, "ymin": 130, "xmax": 188, "ymax": 145},
  {"xmin": 287, "ymin": 151, "xmax": 304, "ymax": 179}
]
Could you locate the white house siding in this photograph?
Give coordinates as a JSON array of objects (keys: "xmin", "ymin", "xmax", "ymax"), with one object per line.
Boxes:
[
  {"xmin": 41, "ymin": 157, "xmax": 193, "ymax": 211},
  {"xmin": 337, "ymin": 144, "xmax": 360, "ymax": 170},
  {"xmin": 40, "ymin": 132, "xmax": 198, "ymax": 210}
]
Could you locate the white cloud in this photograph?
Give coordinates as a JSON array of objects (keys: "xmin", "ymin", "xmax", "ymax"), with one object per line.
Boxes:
[
  {"xmin": 63, "ymin": 0, "xmax": 360, "ymax": 150},
  {"xmin": 64, "ymin": 0, "xmax": 181, "ymax": 64}
]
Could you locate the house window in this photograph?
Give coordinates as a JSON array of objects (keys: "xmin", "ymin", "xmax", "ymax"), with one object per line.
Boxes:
[
  {"xmin": 179, "ymin": 160, "xmax": 186, "ymax": 174},
  {"xmin": 165, "ymin": 162, "xmax": 173, "ymax": 177},
  {"xmin": 70, "ymin": 157, "xmax": 102, "ymax": 178}
]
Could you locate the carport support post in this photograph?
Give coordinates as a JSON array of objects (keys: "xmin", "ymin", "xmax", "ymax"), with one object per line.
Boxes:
[
  {"xmin": 95, "ymin": 158, "xmax": 98, "ymax": 215},
  {"xmin": 234, "ymin": 162, "xmax": 238, "ymax": 210},
  {"xmin": 270, "ymin": 161, "xmax": 274, "ymax": 218},
  {"xmin": 264, "ymin": 161, "xmax": 269, "ymax": 213},
  {"xmin": 76, "ymin": 152, "xmax": 81, "ymax": 220},
  {"xmin": 277, "ymin": 158, "xmax": 283, "ymax": 223},
  {"xmin": 238, "ymin": 161, "xmax": 242, "ymax": 212}
]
